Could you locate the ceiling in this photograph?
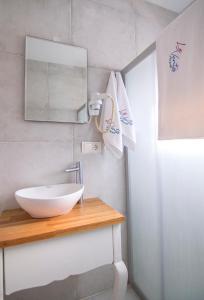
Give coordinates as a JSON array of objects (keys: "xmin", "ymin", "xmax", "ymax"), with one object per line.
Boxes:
[{"xmin": 146, "ymin": 0, "xmax": 195, "ymax": 13}]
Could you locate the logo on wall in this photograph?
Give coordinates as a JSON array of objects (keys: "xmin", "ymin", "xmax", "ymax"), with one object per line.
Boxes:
[{"xmin": 169, "ymin": 42, "xmax": 186, "ymax": 72}]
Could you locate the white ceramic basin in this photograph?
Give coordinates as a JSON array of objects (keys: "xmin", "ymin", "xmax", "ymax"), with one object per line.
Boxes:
[{"xmin": 15, "ymin": 183, "xmax": 84, "ymax": 218}]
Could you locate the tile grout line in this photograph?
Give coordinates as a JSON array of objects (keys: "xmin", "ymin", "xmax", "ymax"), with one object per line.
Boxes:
[
  {"xmin": 88, "ymin": 65, "xmax": 120, "ymax": 72},
  {"xmin": 69, "ymin": 0, "xmax": 72, "ymax": 42},
  {"xmin": 0, "ymin": 140, "xmax": 73, "ymax": 144},
  {"xmin": 87, "ymin": 0, "xmax": 132, "ymax": 14},
  {"xmin": 72, "ymin": 125, "xmax": 75, "ymax": 162},
  {"xmin": 0, "ymin": 50, "xmax": 23, "ymax": 57}
]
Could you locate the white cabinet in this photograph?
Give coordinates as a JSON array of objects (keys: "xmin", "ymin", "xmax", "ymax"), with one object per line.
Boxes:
[
  {"xmin": 1, "ymin": 225, "xmax": 127, "ymax": 300},
  {"xmin": 0, "ymin": 250, "xmax": 3, "ymax": 300}
]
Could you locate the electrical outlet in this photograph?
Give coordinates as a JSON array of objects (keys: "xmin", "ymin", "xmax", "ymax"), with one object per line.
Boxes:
[{"xmin": 81, "ymin": 142, "xmax": 102, "ymax": 154}]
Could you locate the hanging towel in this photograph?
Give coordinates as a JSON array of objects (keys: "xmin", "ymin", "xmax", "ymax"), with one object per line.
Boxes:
[
  {"xmin": 116, "ymin": 72, "xmax": 136, "ymax": 150},
  {"xmin": 100, "ymin": 71, "xmax": 123, "ymax": 158},
  {"xmin": 157, "ymin": 0, "xmax": 204, "ymax": 139}
]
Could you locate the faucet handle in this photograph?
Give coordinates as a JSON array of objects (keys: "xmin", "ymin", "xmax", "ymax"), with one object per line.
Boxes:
[
  {"xmin": 65, "ymin": 161, "xmax": 80, "ymax": 173},
  {"xmin": 77, "ymin": 161, "xmax": 83, "ymax": 185},
  {"xmin": 75, "ymin": 161, "xmax": 83, "ymax": 205}
]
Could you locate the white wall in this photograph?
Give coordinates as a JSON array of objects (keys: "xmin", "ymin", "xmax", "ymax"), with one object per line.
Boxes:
[{"xmin": 0, "ymin": 0, "xmax": 176, "ymax": 299}]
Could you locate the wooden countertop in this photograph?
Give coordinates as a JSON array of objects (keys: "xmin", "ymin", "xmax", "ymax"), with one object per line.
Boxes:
[{"xmin": 0, "ymin": 198, "xmax": 125, "ymax": 248}]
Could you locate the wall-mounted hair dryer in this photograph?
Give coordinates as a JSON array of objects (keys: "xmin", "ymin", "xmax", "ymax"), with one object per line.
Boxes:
[
  {"xmin": 88, "ymin": 93, "xmax": 104, "ymax": 117},
  {"xmin": 88, "ymin": 93, "xmax": 115, "ymax": 133}
]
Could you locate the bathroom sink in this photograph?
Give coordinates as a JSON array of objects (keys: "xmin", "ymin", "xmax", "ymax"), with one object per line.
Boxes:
[{"xmin": 15, "ymin": 183, "xmax": 84, "ymax": 218}]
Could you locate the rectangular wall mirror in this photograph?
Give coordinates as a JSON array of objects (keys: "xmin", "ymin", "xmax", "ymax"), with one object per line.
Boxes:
[{"xmin": 25, "ymin": 36, "xmax": 88, "ymax": 123}]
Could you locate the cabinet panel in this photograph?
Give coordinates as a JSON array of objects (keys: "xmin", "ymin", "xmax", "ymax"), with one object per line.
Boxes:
[
  {"xmin": 0, "ymin": 249, "xmax": 3, "ymax": 300},
  {"xmin": 4, "ymin": 227, "xmax": 113, "ymax": 295}
]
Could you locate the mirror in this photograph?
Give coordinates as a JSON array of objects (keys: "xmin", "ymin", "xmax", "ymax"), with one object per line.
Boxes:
[{"xmin": 25, "ymin": 36, "xmax": 88, "ymax": 123}]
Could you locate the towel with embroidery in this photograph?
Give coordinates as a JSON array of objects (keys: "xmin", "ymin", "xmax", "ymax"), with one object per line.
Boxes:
[
  {"xmin": 116, "ymin": 72, "xmax": 136, "ymax": 150},
  {"xmin": 100, "ymin": 71, "xmax": 123, "ymax": 158}
]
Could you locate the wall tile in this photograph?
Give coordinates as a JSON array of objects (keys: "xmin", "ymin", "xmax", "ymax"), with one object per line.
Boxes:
[
  {"xmin": 0, "ymin": 52, "xmax": 24, "ymax": 115},
  {"xmin": 130, "ymin": 0, "xmax": 177, "ymax": 21},
  {"xmin": 0, "ymin": 0, "xmax": 26, "ymax": 54},
  {"xmin": 25, "ymin": 0, "xmax": 71, "ymax": 44},
  {"xmin": 88, "ymin": 67, "xmax": 110, "ymax": 99},
  {"xmin": 131, "ymin": 0, "xmax": 177, "ymax": 54},
  {"xmin": 73, "ymin": 67, "xmax": 110, "ymax": 140},
  {"xmin": 135, "ymin": 12, "xmax": 175, "ymax": 55},
  {"xmin": 0, "ymin": 141, "xmax": 74, "ymax": 211},
  {"xmin": 74, "ymin": 119, "xmax": 102, "ymax": 141},
  {"xmin": 90, "ymin": 0, "xmax": 133, "ymax": 13},
  {"xmin": 135, "ymin": 15, "xmax": 162, "ymax": 54},
  {"xmin": 71, "ymin": 0, "xmax": 136, "ymax": 70},
  {"xmin": 0, "ymin": 0, "xmax": 71, "ymax": 55},
  {"xmin": 73, "ymin": 138, "xmax": 126, "ymax": 213},
  {"xmin": 0, "ymin": 52, "xmax": 74, "ymax": 142}
]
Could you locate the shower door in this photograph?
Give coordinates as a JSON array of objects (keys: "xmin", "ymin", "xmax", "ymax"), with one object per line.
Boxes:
[
  {"xmin": 123, "ymin": 47, "xmax": 162, "ymax": 300},
  {"xmin": 123, "ymin": 44, "xmax": 204, "ymax": 300}
]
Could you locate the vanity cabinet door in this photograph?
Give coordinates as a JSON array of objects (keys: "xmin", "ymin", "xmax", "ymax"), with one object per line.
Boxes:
[
  {"xmin": 0, "ymin": 249, "xmax": 3, "ymax": 300},
  {"xmin": 4, "ymin": 227, "xmax": 113, "ymax": 295}
]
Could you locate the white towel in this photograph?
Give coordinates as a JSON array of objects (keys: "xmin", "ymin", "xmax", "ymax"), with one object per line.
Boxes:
[
  {"xmin": 100, "ymin": 71, "xmax": 123, "ymax": 158},
  {"xmin": 116, "ymin": 72, "xmax": 136, "ymax": 150}
]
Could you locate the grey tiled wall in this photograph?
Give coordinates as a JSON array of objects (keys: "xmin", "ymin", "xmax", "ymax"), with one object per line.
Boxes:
[{"xmin": 0, "ymin": 0, "xmax": 176, "ymax": 299}]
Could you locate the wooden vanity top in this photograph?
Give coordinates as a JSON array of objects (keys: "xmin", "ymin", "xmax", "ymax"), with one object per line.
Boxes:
[{"xmin": 0, "ymin": 198, "xmax": 125, "ymax": 248}]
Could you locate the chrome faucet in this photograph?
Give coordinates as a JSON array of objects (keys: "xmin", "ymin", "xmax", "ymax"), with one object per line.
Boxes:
[{"xmin": 65, "ymin": 161, "xmax": 83, "ymax": 204}]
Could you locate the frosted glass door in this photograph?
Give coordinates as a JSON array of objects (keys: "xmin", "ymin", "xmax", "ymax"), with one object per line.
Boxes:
[
  {"xmin": 158, "ymin": 140, "xmax": 204, "ymax": 300},
  {"xmin": 125, "ymin": 50, "xmax": 204, "ymax": 300},
  {"xmin": 125, "ymin": 52, "xmax": 162, "ymax": 300}
]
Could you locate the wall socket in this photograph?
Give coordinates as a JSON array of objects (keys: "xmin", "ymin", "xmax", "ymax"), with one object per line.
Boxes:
[{"xmin": 81, "ymin": 142, "xmax": 102, "ymax": 154}]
